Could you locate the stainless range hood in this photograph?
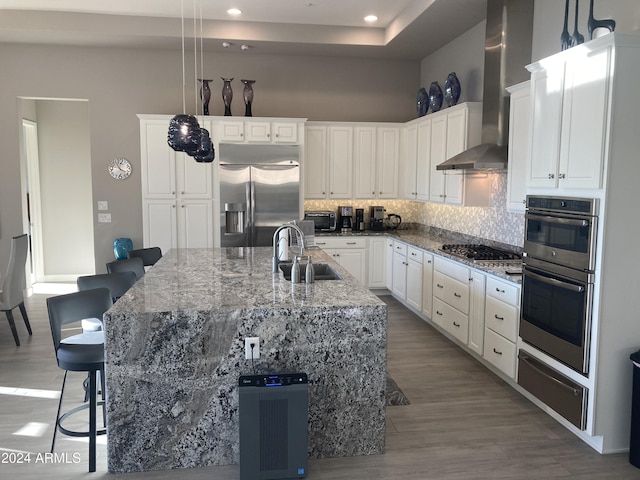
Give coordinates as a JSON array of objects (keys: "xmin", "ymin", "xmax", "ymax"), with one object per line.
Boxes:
[{"xmin": 437, "ymin": 0, "xmax": 533, "ymax": 171}]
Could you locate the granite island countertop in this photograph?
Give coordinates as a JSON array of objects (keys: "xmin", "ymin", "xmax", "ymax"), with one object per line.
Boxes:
[{"xmin": 103, "ymin": 247, "xmax": 387, "ymax": 473}]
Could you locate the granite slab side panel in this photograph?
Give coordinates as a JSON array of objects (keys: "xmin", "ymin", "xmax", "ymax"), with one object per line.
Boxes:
[{"xmin": 104, "ymin": 303, "xmax": 387, "ymax": 473}]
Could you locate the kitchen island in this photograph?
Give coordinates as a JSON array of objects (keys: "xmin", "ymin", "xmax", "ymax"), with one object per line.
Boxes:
[{"xmin": 103, "ymin": 247, "xmax": 387, "ymax": 473}]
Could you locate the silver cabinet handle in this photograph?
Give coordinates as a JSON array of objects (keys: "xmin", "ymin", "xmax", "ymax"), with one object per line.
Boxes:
[
  {"xmin": 494, "ymin": 314, "xmax": 504, "ymax": 320},
  {"xmin": 525, "ymin": 268, "xmax": 585, "ymax": 292},
  {"xmin": 559, "ymin": 173, "xmax": 566, "ymax": 179},
  {"xmin": 453, "ymin": 322, "xmax": 460, "ymax": 328},
  {"xmin": 346, "ymin": 242, "xmax": 356, "ymax": 245},
  {"xmin": 493, "ymin": 348, "xmax": 503, "ymax": 355},
  {"xmin": 495, "ymin": 287, "xmax": 505, "ymax": 293},
  {"xmin": 436, "ymin": 311, "xmax": 443, "ymax": 316},
  {"xmin": 454, "ymin": 292, "xmax": 461, "ymax": 298},
  {"xmin": 436, "ymin": 283, "xmax": 444, "ymax": 288},
  {"xmin": 548, "ymin": 173, "xmax": 555, "ymax": 179}
]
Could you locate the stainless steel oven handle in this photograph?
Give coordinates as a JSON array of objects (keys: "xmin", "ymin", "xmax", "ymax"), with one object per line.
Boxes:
[
  {"xmin": 520, "ymin": 354, "xmax": 581, "ymax": 396},
  {"xmin": 524, "ymin": 269, "xmax": 585, "ymax": 292},
  {"xmin": 526, "ymin": 213, "xmax": 589, "ymax": 227}
]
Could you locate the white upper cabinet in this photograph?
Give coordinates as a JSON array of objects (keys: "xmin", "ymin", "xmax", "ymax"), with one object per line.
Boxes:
[
  {"xmin": 527, "ymin": 41, "xmax": 611, "ymax": 189},
  {"xmin": 506, "ymin": 81, "xmax": 531, "ymax": 213},
  {"xmin": 353, "ymin": 124, "xmax": 399, "ymax": 199},
  {"xmin": 327, "ymin": 125, "xmax": 353, "ymax": 199},
  {"xmin": 403, "ymin": 118, "xmax": 431, "ymax": 201},
  {"xmin": 353, "ymin": 125, "xmax": 377, "ymax": 199},
  {"xmin": 403, "ymin": 123, "xmax": 418, "ymax": 200},
  {"xmin": 218, "ymin": 118, "xmax": 302, "ymax": 144},
  {"xmin": 304, "ymin": 125, "xmax": 328, "ymax": 199},
  {"xmin": 428, "ymin": 103, "xmax": 482, "ymax": 205},
  {"xmin": 375, "ymin": 126, "xmax": 400, "ymax": 198}
]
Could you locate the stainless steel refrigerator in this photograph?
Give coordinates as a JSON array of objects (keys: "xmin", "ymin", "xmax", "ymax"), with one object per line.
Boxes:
[{"xmin": 219, "ymin": 144, "xmax": 300, "ymax": 247}]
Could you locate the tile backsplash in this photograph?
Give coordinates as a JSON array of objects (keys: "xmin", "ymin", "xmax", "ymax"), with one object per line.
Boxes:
[{"xmin": 304, "ymin": 173, "xmax": 524, "ymax": 247}]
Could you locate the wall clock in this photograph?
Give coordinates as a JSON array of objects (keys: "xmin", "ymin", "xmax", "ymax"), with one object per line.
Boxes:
[{"xmin": 108, "ymin": 157, "xmax": 132, "ymax": 180}]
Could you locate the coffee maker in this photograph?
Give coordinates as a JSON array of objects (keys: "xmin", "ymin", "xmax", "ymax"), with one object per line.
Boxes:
[
  {"xmin": 338, "ymin": 206, "xmax": 353, "ymax": 232},
  {"xmin": 370, "ymin": 206, "xmax": 385, "ymax": 231},
  {"xmin": 354, "ymin": 209, "xmax": 365, "ymax": 232}
]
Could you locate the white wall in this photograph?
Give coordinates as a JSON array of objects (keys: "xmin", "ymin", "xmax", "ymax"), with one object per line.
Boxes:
[{"xmin": 36, "ymin": 100, "xmax": 95, "ymax": 278}]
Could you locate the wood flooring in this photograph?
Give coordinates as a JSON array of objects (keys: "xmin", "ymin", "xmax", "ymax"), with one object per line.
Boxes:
[{"xmin": 0, "ymin": 293, "xmax": 638, "ymax": 479}]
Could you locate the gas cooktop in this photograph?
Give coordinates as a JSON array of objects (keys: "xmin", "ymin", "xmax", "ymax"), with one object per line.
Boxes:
[{"xmin": 440, "ymin": 244, "xmax": 521, "ymax": 264}]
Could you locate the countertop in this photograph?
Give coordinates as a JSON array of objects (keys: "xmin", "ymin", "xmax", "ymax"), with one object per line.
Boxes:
[
  {"xmin": 316, "ymin": 228, "xmax": 523, "ymax": 285},
  {"xmin": 103, "ymin": 247, "xmax": 387, "ymax": 473}
]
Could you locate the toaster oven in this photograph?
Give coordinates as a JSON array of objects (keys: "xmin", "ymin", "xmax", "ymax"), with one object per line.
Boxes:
[{"xmin": 303, "ymin": 211, "xmax": 336, "ymax": 232}]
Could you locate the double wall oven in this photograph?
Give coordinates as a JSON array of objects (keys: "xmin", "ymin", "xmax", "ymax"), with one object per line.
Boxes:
[{"xmin": 518, "ymin": 195, "xmax": 599, "ymax": 430}]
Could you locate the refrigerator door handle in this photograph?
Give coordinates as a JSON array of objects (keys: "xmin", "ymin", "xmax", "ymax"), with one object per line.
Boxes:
[{"xmin": 249, "ymin": 179, "xmax": 256, "ymax": 247}]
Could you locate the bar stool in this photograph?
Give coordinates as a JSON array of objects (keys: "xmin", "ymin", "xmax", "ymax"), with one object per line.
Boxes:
[
  {"xmin": 47, "ymin": 288, "xmax": 112, "ymax": 472},
  {"xmin": 77, "ymin": 271, "xmax": 137, "ymax": 332},
  {"xmin": 127, "ymin": 246, "xmax": 162, "ymax": 266},
  {"xmin": 105, "ymin": 256, "xmax": 145, "ymax": 280}
]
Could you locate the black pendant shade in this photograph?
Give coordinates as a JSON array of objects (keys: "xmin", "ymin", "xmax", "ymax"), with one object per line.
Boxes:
[
  {"xmin": 167, "ymin": 114, "xmax": 202, "ymax": 154},
  {"xmin": 193, "ymin": 128, "xmax": 215, "ymax": 163}
]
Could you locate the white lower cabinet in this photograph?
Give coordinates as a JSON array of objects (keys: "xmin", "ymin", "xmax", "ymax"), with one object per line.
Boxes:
[
  {"xmin": 367, "ymin": 237, "xmax": 387, "ymax": 288},
  {"xmin": 385, "ymin": 238, "xmax": 394, "ymax": 290},
  {"xmin": 421, "ymin": 252, "xmax": 434, "ymax": 319},
  {"xmin": 315, "ymin": 237, "xmax": 366, "ymax": 284},
  {"xmin": 143, "ymin": 199, "xmax": 213, "ymax": 254},
  {"xmin": 468, "ymin": 270, "xmax": 486, "ymax": 355},
  {"xmin": 390, "ymin": 241, "xmax": 423, "ymax": 312},
  {"xmin": 433, "ymin": 256, "xmax": 471, "ymax": 343},
  {"xmin": 483, "ymin": 277, "xmax": 520, "ymax": 379},
  {"xmin": 433, "ymin": 297, "xmax": 469, "ymax": 344}
]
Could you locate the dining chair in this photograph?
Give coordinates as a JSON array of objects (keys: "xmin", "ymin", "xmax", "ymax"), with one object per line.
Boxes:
[
  {"xmin": 105, "ymin": 256, "xmax": 145, "ymax": 280},
  {"xmin": 0, "ymin": 234, "xmax": 32, "ymax": 346},
  {"xmin": 127, "ymin": 246, "xmax": 162, "ymax": 266},
  {"xmin": 47, "ymin": 287, "xmax": 112, "ymax": 473},
  {"xmin": 77, "ymin": 271, "xmax": 137, "ymax": 332}
]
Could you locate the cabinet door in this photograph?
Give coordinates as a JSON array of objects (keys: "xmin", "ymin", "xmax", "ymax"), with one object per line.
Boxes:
[
  {"xmin": 429, "ymin": 115, "xmax": 447, "ymax": 203},
  {"xmin": 273, "ymin": 122, "xmax": 298, "ymax": 143},
  {"xmin": 422, "ymin": 252, "xmax": 434, "ymax": 319},
  {"xmin": 385, "ymin": 239, "xmax": 394, "ymax": 290},
  {"xmin": 416, "ymin": 119, "xmax": 431, "ymax": 201},
  {"xmin": 144, "ymin": 200, "xmax": 178, "ymax": 254},
  {"xmin": 368, "ymin": 237, "xmax": 386, "ymax": 288},
  {"xmin": 141, "ymin": 121, "xmax": 177, "ymax": 198},
  {"xmin": 219, "ymin": 120, "xmax": 245, "ymax": 142},
  {"xmin": 178, "ymin": 200, "xmax": 213, "ymax": 248},
  {"xmin": 559, "ymin": 45, "xmax": 610, "ymax": 189},
  {"xmin": 376, "ymin": 127, "xmax": 399, "ymax": 198},
  {"xmin": 177, "ymin": 152, "xmax": 212, "ymax": 198},
  {"xmin": 245, "ymin": 121, "xmax": 272, "ymax": 142},
  {"xmin": 443, "ymin": 108, "xmax": 467, "ymax": 205},
  {"xmin": 353, "ymin": 126, "xmax": 377, "ymax": 199},
  {"xmin": 304, "ymin": 126, "xmax": 327, "ymax": 199},
  {"xmin": 404, "ymin": 124, "xmax": 418, "ymax": 200},
  {"xmin": 507, "ymin": 82, "xmax": 531, "ymax": 213},
  {"xmin": 328, "ymin": 126, "xmax": 353, "ymax": 199},
  {"xmin": 392, "ymin": 251, "xmax": 407, "ymax": 299},
  {"xmin": 468, "ymin": 270, "xmax": 486, "ymax": 355},
  {"xmin": 335, "ymin": 249, "xmax": 366, "ymax": 284},
  {"xmin": 406, "ymin": 258, "xmax": 423, "ymax": 312},
  {"xmin": 528, "ymin": 63, "xmax": 564, "ymax": 187}
]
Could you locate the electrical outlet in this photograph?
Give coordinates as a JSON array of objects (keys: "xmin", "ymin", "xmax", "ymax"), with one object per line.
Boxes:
[
  {"xmin": 97, "ymin": 201, "xmax": 108, "ymax": 211},
  {"xmin": 98, "ymin": 213, "xmax": 112, "ymax": 223},
  {"xmin": 244, "ymin": 337, "xmax": 260, "ymax": 360}
]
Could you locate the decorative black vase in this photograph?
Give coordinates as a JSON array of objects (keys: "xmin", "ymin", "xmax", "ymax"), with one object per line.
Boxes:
[
  {"xmin": 428, "ymin": 81, "xmax": 443, "ymax": 113},
  {"xmin": 241, "ymin": 79, "xmax": 255, "ymax": 117},
  {"xmin": 570, "ymin": 0, "xmax": 584, "ymax": 47},
  {"xmin": 444, "ymin": 72, "xmax": 461, "ymax": 108},
  {"xmin": 221, "ymin": 77, "xmax": 233, "ymax": 116},
  {"xmin": 416, "ymin": 87, "xmax": 428, "ymax": 117},
  {"xmin": 561, "ymin": 0, "xmax": 571, "ymax": 51},
  {"xmin": 198, "ymin": 79, "xmax": 212, "ymax": 115},
  {"xmin": 588, "ymin": 0, "xmax": 616, "ymax": 40}
]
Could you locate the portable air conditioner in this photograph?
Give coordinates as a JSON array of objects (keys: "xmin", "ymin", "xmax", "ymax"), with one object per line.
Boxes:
[{"xmin": 239, "ymin": 373, "xmax": 308, "ymax": 480}]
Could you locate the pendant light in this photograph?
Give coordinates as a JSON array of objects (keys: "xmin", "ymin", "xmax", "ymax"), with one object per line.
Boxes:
[{"xmin": 167, "ymin": 0, "xmax": 215, "ymax": 163}]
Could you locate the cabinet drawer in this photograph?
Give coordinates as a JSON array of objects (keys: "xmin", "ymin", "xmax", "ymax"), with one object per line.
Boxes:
[
  {"xmin": 434, "ymin": 255, "xmax": 470, "ymax": 283},
  {"xmin": 433, "ymin": 297, "xmax": 468, "ymax": 344},
  {"xmin": 393, "ymin": 240, "xmax": 407, "ymax": 256},
  {"xmin": 483, "ymin": 328, "xmax": 516, "ymax": 378},
  {"xmin": 485, "ymin": 296, "xmax": 519, "ymax": 342},
  {"xmin": 486, "ymin": 277, "xmax": 520, "ymax": 306},
  {"xmin": 433, "ymin": 270, "xmax": 469, "ymax": 314},
  {"xmin": 315, "ymin": 237, "xmax": 367, "ymax": 249},
  {"xmin": 407, "ymin": 246, "xmax": 423, "ymax": 264}
]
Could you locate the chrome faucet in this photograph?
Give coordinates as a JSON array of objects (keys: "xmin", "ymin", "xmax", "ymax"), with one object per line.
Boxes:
[{"xmin": 272, "ymin": 224, "xmax": 306, "ymax": 273}]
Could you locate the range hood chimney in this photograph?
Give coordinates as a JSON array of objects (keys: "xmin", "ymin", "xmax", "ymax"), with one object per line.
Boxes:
[{"xmin": 437, "ymin": 0, "xmax": 533, "ymax": 171}]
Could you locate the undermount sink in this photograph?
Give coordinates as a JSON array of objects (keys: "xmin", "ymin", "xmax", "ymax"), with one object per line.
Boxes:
[{"xmin": 278, "ymin": 262, "xmax": 343, "ymax": 281}]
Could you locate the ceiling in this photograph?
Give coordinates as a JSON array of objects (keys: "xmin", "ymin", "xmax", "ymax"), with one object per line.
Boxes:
[{"xmin": 0, "ymin": 0, "xmax": 487, "ymax": 60}]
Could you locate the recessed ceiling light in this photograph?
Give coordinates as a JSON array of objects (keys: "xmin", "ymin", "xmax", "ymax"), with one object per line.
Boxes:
[
  {"xmin": 227, "ymin": 8, "xmax": 242, "ymax": 16},
  {"xmin": 364, "ymin": 15, "xmax": 378, "ymax": 23}
]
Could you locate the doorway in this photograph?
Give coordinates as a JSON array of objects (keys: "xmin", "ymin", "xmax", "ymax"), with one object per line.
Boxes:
[{"xmin": 19, "ymin": 98, "xmax": 95, "ymax": 293}]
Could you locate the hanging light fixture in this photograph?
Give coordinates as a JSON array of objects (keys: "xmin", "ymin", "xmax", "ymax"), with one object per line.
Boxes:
[{"xmin": 168, "ymin": 0, "xmax": 215, "ymax": 163}]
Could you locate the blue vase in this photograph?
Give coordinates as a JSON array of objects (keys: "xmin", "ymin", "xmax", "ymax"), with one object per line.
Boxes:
[
  {"xmin": 444, "ymin": 72, "xmax": 461, "ymax": 107},
  {"xmin": 113, "ymin": 238, "xmax": 133, "ymax": 260},
  {"xmin": 428, "ymin": 81, "xmax": 443, "ymax": 113},
  {"xmin": 416, "ymin": 87, "xmax": 428, "ymax": 117}
]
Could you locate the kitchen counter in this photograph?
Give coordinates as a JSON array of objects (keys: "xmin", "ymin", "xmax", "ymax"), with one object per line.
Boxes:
[
  {"xmin": 103, "ymin": 247, "xmax": 387, "ymax": 473},
  {"xmin": 317, "ymin": 228, "xmax": 523, "ymax": 284}
]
